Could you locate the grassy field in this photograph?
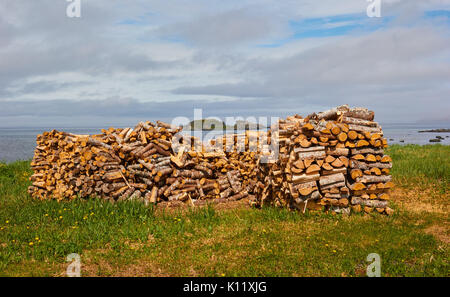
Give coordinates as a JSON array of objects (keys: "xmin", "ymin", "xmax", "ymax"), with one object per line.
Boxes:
[{"xmin": 0, "ymin": 144, "xmax": 448, "ymax": 276}]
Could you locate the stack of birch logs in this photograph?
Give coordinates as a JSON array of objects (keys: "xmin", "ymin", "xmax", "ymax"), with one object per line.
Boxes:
[
  {"xmin": 28, "ymin": 104, "xmax": 393, "ymax": 215},
  {"xmin": 28, "ymin": 121, "xmax": 262, "ymax": 206},
  {"xmin": 253, "ymin": 105, "xmax": 394, "ymax": 215},
  {"xmin": 28, "ymin": 121, "xmax": 182, "ymax": 202}
]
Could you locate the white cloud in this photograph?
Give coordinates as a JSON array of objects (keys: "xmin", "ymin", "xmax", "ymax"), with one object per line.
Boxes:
[{"xmin": 0, "ymin": 0, "xmax": 449, "ymax": 126}]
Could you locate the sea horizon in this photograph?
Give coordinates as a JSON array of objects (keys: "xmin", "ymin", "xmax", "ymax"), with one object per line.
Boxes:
[{"xmin": 0, "ymin": 123, "xmax": 449, "ymax": 163}]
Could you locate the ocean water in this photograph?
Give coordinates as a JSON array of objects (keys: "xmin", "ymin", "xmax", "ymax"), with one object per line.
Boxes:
[
  {"xmin": 0, "ymin": 128, "xmax": 102, "ymax": 163},
  {"xmin": 0, "ymin": 124, "xmax": 448, "ymax": 163},
  {"xmin": 381, "ymin": 124, "xmax": 450, "ymax": 145}
]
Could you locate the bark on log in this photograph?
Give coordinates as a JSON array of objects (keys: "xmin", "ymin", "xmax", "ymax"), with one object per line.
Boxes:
[
  {"xmin": 356, "ymin": 175, "xmax": 392, "ymax": 183},
  {"xmin": 351, "ymin": 197, "xmax": 388, "ymax": 208},
  {"xmin": 343, "ymin": 108, "xmax": 375, "ymax": 121},
  {"xmin": 340, "ymin": 116, "xmax": 378, "ymax": 127}
]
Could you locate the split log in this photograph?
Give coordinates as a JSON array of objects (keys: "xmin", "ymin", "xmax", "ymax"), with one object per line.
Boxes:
[
  {"xmin": 351, "ymin": 197, "xmax": 388, "ymax": 208},
  {"xmin": 356, "ymin": 175, "xmax": 392, "ymax": 183}
]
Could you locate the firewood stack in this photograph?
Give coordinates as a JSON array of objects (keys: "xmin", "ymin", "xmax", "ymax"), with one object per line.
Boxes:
[
  {"xmin": 28, "ymin": 121, "xmax": 183, "ymax": 202},
  {"xmin": 253, "ymin": 115, "xmax": 326, "ymax": 210},
  {"xmin": 28, "ymin": 121, "xmax": 263, "ymax": 206},
  {"xmin": 309, "ymin": 105, "xmax": 394, "ymax": 215},
  {"xmin": 217, "ymin": 131, "xmax": 262, "ymax": 194},
  {"xmin": 254, "ymin": 105, "xmax": 394, "ymax": 215},
  {"xmin": 28, "ymin": 105, "xmax": 393, "ymax": 215}
]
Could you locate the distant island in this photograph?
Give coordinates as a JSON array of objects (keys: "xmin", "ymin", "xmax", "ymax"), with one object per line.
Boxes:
[
  {"xmin": 184, "ymin": 119, "xmax": 266, "ymax": 131},
  {"xmin": 418, "ymin": 129, "xmax": 450, "ymax": 133}
]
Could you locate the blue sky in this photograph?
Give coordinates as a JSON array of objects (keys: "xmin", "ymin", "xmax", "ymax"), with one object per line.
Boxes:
[{"xmin": 0, "ymin": 0, "xmax": 449, "ymax": 127}]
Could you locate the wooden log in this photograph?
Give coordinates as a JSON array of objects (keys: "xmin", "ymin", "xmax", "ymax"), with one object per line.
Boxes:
[
  {"xmin": 292, "ymin": 173, "xmax": 320, "ymax": 184},
  {"xmin": 322, "ymin": 167, "xmax": 347, "ymax": 176},
  {"xmin": 356, "ymin": 175, "xmax": 392, "ymax": 183},
  {"xmin": 305, "ymin": 164, "xmax": 321, "ymax": 174},
  {"xmin": 320, "ymin": 181, "xmax": 346, "ymax": 190},
  {"xmin": 331, "ymin": 158, "xmax": 344, "ymax": 168},
  {"xmin": 293, "ymin": 146, "xmax": 325, "ymax": 153},
  {"xmin": 351, "ymin": 197, "xmax": 388, "ymax": 208},
  {"xmin": 381, "ymin": 155, "xmax": 392, "ymax": 163},
  {"xmin": 347, "ymin": 130, "xmax": 358, "ymax": 140},
  {"xmin": 350, "ymin": 160, "xmax": 392, "ymax": 170},
  {"xmin": 340, "ymin": 116, "xmax": 378, "ymax": 127},
  {"xmin": 366, "ymin": 154, "xmax": 377, "ymax": 162},
  {"xmin": 351, "ymin": 148, "xmax": 384, "ymax": 155},
  {"xmin": 348, "ymin": 124, "xmax": 382, "ymax": 134},
  {"xmin": 319, "ymin": 173, "xmax": 345, "ymax": 186},
  {"xmin": 297, "ymin": 150, "xmax": 326, "ymax": 160},
  {"xmin": 314, "ymin": 105, "xmax": 349, "ymax": 120},
  {"xmin": 343, "ymin": 108, "xmax": 375, "ymax": 121},
  {"xmin": 385, "ymin": 207, "xmax": 394, "ymax": 216},
  {"xmin": 337, "ymin": 132, "xmax": 347, "ymax": 142},
  {"xmin": 227, "ymin": 171, "xmax": 242, "ymax": 193}
]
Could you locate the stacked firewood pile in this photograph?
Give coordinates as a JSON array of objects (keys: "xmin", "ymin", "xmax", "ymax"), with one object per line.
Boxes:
[
  {"xmin": 253, "ymin": 105, "xmax": 394, "ymax": 215},
  {"xmin": 29, "ymin": 121, "xmax": 180, "ymax": 202},
  {"xmin": 28, "ymin": 121, "xmax": 263, "ymax": 206},
  {"xmin": 28, "ymin": 105, "xmax": 393, "ymax": 215}
]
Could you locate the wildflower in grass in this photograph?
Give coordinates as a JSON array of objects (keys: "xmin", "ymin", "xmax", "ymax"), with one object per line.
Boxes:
[
  {"xmin": 44, "ymin": 214, "xmax": 48, "ymax": 217},
  {"xmin": 35, "ymin": 237, "xmax": 39, "ymax": 241},
  {"xmin": 325, "ymin": 244, "xmax": 329, "ymax": 247},
  {"xmin": 221, "ymin": 273, "xmax": 225, "ymax": 277},
  {"xmin": 6, "ymin": 220, "xmax": 9, "ymax": 224},
  {"xmin": 333, "ymin": 250, "xmax": 337, "ymax": 253},
  {"xmin": 29, "ymin": 242, "xmax": 33, "ymax": 246},
  {"xmin": 59, "ymin": 216, "xmax": 63, "ymax": 219}
]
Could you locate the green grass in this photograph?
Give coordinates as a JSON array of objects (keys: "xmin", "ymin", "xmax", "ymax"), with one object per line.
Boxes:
[
  {"xmin": 0, "ymin": 145, "xmax": 448, "ymax": 277},
  {"xmin": 386, "ymin": 144, "xmax": 449, "ymax": 192}
]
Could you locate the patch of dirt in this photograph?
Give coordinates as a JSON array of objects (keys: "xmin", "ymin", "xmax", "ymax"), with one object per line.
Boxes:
[
  {"xmin": 154, "ymin": 197, "xmax": 251, "ymax": 214},
  {"xmin": 390, "ymin": 186, "xmax": 449, "ymax": 215},
  {"xmin": 53, "ymin": 247, "xmax": 171, "ymax": 277},
  {"xmin": 425, "ymin": 224, "xmax": 450, "ymax": 244},
  {"xmin": 390, "ymin": 185, "xmax": 449, "ymax": 244},
  {"xmin": 72, "ymin": 258, "xmax": 171, "ymax": 277}
]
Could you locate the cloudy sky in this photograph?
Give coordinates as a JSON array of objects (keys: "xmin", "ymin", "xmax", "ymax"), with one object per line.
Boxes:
[{"xmin": 0, "ymin": 0, "xmax": 449, "ymax": 127}]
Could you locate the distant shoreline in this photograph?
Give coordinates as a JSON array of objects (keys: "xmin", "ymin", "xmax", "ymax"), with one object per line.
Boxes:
[{"xmin": 418, "ymin": 129, "xmax": 450, "ymax": 133}]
